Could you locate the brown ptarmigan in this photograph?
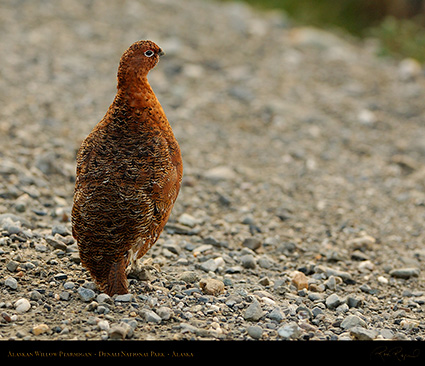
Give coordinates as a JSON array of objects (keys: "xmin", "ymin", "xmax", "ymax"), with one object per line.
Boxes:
[{"xmin": 71, "ymin": 40, "xmax": 183, "ymax": 295}]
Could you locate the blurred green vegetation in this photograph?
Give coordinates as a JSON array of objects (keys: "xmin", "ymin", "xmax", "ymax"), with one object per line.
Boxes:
[{"xmin": 222, "ymin": 0, "xmax": 425, "ymax": 62}]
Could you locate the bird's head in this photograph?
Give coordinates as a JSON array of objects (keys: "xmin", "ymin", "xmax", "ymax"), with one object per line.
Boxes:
[{"xmin": 117, "ymin": 40, "xmax": 165, "ymax": 87}]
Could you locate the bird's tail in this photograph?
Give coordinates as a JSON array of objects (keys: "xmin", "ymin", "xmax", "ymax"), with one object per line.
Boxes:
[{"xmin": 101, "ymin": 257, "xmax": 128, "ymax": 296}]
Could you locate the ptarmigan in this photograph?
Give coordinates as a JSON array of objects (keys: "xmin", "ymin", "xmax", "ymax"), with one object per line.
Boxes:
[{"xmin": 71, "ymin": 40, "xmax": 183, "ymax": 295}]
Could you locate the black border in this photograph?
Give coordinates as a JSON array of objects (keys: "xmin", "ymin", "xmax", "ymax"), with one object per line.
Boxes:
[{"xmin": 1, "ymin": 340, "xmax": 425, "ymax": 363}]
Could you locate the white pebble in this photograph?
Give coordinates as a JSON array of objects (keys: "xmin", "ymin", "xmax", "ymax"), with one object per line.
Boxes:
[
  {"xmin": 97, "ymin": 320, "xmax": 110, "ymax": 331},
  {"xmin": 377, "ymin": 276, "xmax": 388, "ymax": 284},
  {"xmin": 14, "ymin": 298, "xmax": 31, "ymax": 313}
]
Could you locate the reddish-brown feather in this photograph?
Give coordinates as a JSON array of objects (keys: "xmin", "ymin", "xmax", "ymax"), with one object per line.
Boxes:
[{"xmin": 71, "ymin": 40, "xmax": 183, "ymax": 295}]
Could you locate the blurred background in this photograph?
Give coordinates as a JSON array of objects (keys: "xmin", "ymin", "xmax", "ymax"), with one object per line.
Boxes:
[{"xmin": 223, "ymin": 0, "xmax": 425, "ymax": 62}]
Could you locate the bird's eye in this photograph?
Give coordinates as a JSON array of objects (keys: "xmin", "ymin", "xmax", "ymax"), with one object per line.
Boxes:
[{"xmin": 144, "ymin": 50, "xmax": 154, "ymax": 57}]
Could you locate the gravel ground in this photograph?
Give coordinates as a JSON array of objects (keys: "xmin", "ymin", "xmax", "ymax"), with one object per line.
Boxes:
[{"xmin": 1, "ymin": 0, "xmax": 425, "ymax": 345}]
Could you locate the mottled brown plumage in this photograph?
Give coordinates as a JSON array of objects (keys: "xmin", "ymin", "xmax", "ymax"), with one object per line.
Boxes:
[{"xmin": 71, "ymin": 40, "xmax": 183, "ymax": 295}]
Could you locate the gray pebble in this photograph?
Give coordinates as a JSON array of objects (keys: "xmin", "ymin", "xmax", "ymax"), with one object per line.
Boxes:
[
  {"xmin": 45, "ymin": 236, "xmax": 67, "ymax": 251},
  {"xmin": 157, "ymin": 306, "xmax": 173, "ymax": 320},
  {"xmin": 144, "ymin": 309, "xmax": 162, "ymax": 323},
  {"xmin": 325, "ymin": 293, "xmax": 341, "ymax": 309},
  {"xmin": 347, "ymin": 295, "xmax": 363, "ymax": 308},
  {"xmin": 340, "ymin": 315, "xmax": 366, "ymax": 330},
  {"xmin": 60, "ymin": 291, "xmax": 71, "ymax": 301},
  {"xmin": 312, "ymin": 306, "xmax": 324, "ymax": 318},
  {"xmin": 200, "ymin": 258, "xmax": 218, "ymax": 272},
  {"xmin": 115, "ymin": 294, "xmax": 133, "ymax": 302},
  {"xmin": 109, "ymin": 322, "xmax": 133, "ymax": 339},
  {"xmin": 247, "ymin": 325, "xmax": 263, "ymax": 339},
  {"xmin": 244, "ymin": 299, "xmax": 264, "ymax": 321},
  {"xmin": 5, "ymin": 276, "xmax": 18, "ymax": 290},
  {"xmin": 390, "ymin": 268, "xmax": 420, "ymax": 279},
  {"xmin": 240, "ymin": 254, "xmax": 256, "ymax": 269},
  {"xmin": 267, "ymin": 307, "xmax": 284, "ymax": 322},
  {"xmin": 78, "ymin": 287, "xmax": 96, "ymax": 302},
  {"xmin": 350, "ymin": 327, "xmax": 378, "ymax": 340},
  {"xmin": 242, "ymin": 238, "xmax": 261, "ymax": 251},
  {"xmin": 179, "ymin": 271, "xmax": 199, "ymax": 283},
  {"xmin": 29, "ymin": 290, "xmax": 42, "ymax": 301},
  {"xmin": 277, "ymin": 322, "xmax": 303, "ymax": 339},
  {"xmin": 52, "ymin": 225, "xmax": 71, "ymax": 237},
  {"xmin": 64, "ymin": 281, "xmax": 75, "ymax": 290},
  {"xmin": 6, "ymin": 261, "xmax": 20, "ymax": 272},
  {"xmin": 97, "ymin": 293, "xmax": 112, "ymax": 303},
  {"xmin": 121, "ymin": 318, "xmax": 138, "ymax": 330}
]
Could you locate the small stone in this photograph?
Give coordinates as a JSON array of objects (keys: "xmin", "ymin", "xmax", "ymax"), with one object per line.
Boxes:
[
  {"xmin": 358, "ymin": 260, "xmax": 375, "ymax": 272},
  {"xmin": 380, "ymin": 329, "xmax": 394, "ymax": 340},
  {"xmin": 52, "ymin": 225, "xmax": 71, "ymax": 236},
  {"xmin": 377, "ymin": 276, "xmax": 388, "ymax": 284},
  {"xmin": 200, "ymin": 258, "xmax": 218, "ymax": 272},
  {"xmin": 244, "ymin": 299, "xmax": 264, "ymax": 321},
  {"xmin": 340, "ymin": 315, "xmax": 366, "ymax": 330},
  {"xmin": 5, "ymin": 276, "xmax": 18, "ymax": 290},
  {"xmin": 390, "ymin": 268, "xmax": 420, "ymax": 279},
  {"xmin": 109, "ymin": 322, "xmax": 133, "ymax": 339},
  {"xmin": 144, "ymin": 310, "xmax": 162, "ymax": 323},
  {"xmin": 292, "ymin": 271, "xmax": 308, "ymax": 290},
  {"xmin": 312, "ymin": 307, "xmax": 324, "ymax": 318},
  {"xmin": 257, "ymin": 256, "xmax": 273, "ymax": 269},
  {"xmin": 400, "ymin": 319, "xmax": 420, "ymax": 330},
  {"xmin": 241, "ymin": 254, "xmax": 256, "ymax": 269},
  {"xmin": 267, "ymin": 307, "xmax": 284, "ymax": 322},
  {"xmin": 6, "ymin": 260, "xmax": 20, "ymax": 272},
  {"xmin": 54, "ymin": 273, "xmax": 68, "ymax": 281},
  {"xmin": 78, "ymin": 287, "xmax": 96, "ymax": 302},
  {"xmin": 14, "ymin": 298, "xmax": 31, "ymax": 313},
  {"xmin": 242, "ymin": 238, "xmax": 261, "ymax": 251},
  {"xmin": 97, "ymin": 293, "xmax": 112, "ymax": 304},
  {"xmin": 350, "ymin": 327, "xmax": 378, "ymax": 340},
  {"xmin": 277, "ymin": 322, "xmax": 303, "ymax": 339},
  {"xmin": 64, "ymin": 281, "xmax": 75, "ymax": 290},
  {"xmin": 121, "ymin": 318, "xmax": 138, "ymax": 330},
  {"xmin": 32, "ymin": 324, "xmax": 50, "ymax": 336},
  {"xmin": 178, "ymin": 213, "xmax": 198, "ymax": 227},
  {"xmin": 199, "ymin": 278, "xmax": 225, "ymax": 296},
  {"xmin": 157, "ymin": 306, "xmax": 173, "ymax": 320},
  {"xmin": 97, "ymin": 320, "xmax": 110, "ymax": 331},
  {"xmin": 358, "ymin": 109, "xmax": 377, "ymax": 125},
  {"xmin": 347, "ymin": 235, "xmax": 376, "ymax": 249},
  {"xmin": 115, "ymin": 294, "xmax": 133, "ymax": 302},
  {"xmin": 259, "ymin": 277, "xmax": 270, "ymax": 286},
  {"xmin": 351, "ymin": 250, "xmax": 370, "ymax": 261},
  {"xmin": 347, "ymin": 296, "xmax": 363, "ymax": 308},
  {"xmin": 85, "ymin": 301, "xmax": 98, "ymax": 311},
  {"xmin": 60, "ymin": 291, "xmax": 71, "ymax": 301},
  {"xmin": 247, "ymin": 325, "xmax": 263, "ymax": 339},
  {"xmin": 324, "ymin": 275, "xmax": 340, "ymax": 290},
  {"xmin": 34, "ymin": 243, "xmax": 48, "ymax": 252},
  {"xmin": 2, "ymin": 312, "xmax": 12, "ymax": 322},
  {"xmin": 179, "ymin": 271, "xmax": 199, "ymax": 284},
  {"xmin": 325, "ymin": 293, "xmax": 341, "ymax": 309},
  {"xmin": 45, "ymin": 236, "xmax": 67, "ymax": 251},
  {"xmin": 29, "ymin": 290, "xmax": 42, "ymax": 301},
  {"xmin": 204, "ymin": 166, "xmax": 237, "ymax": 182}
]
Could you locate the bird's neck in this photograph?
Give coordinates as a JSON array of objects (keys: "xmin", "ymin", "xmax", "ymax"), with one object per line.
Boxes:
[
  {"xmin": 116, "ymin": 76, "xmax": 159, "ymax": 110},
  {"xmin": 112, "ymin": 76, "xmax": 169, "ymax": 130}
]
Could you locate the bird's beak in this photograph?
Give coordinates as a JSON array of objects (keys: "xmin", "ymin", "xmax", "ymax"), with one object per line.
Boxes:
[{"xmin": 158, "ymin": 49, "xmax": 165, "ymax": 57}]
